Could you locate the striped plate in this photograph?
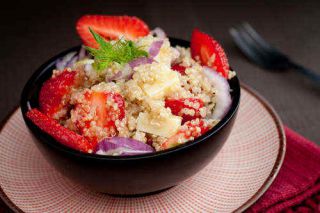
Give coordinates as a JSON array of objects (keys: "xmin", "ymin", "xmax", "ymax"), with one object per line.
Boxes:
[{"xmin": 0, "ymin": 85, "xmax": 285, "ymax": 212}]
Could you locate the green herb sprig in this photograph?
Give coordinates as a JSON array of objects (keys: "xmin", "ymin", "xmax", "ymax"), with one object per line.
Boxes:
[{"xmin": 85, "ymin": 28, "xmax": 148, "ymax": 72}]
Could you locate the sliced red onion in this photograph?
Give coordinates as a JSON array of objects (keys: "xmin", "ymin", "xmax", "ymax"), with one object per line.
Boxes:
[
  {"xmin": 106, "ymin": 63, "xmax": 135, "ymax": 82},
  {"xmin": 66, "ymin": 55, "xmax": 78, "ymax": 68},
  {"xmin": 107, "ymin": 47, "xmax": 158, "ymax": 81},
  {"xmin": 149, "ymin": 40, "xmax": 164, "ymax": 58},
  {"xmin": 151, "ymin": 27, "xmax": 167, "ymax": 39},
  {"xmin": 84, "ymin": 62, "xmax": 93, "ymax": 72},
  {"xmin": 129, "ymin": 57, "xmax": 153, "ymax": 69},
  {"xmin": 56, "ymin": 51, "xmax": 77, "ymax": 70},
  {"xmin": 106, "ymin": 71, "xmax": 123, "ymax": 82},
  {"xmin": 78, "ymin": 46, "xmax": 87, "ymax": 60},
  {"xmin": 121, "ymin": 63, "xmax": 134, "ymax": 80},
  {"xmin": 94, "ymin": 137, "xmax": 155, "ymax": 156},
  {"xmin": 202, "ymin": 67, "xmax": 232, "ymax": 120},
  {"xmin": 121, "ymin": 42, "xmax": 161, "ymax": 78}
]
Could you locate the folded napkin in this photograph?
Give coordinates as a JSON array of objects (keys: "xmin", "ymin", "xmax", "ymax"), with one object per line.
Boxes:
[{"xmin": 248, "ymin": 127, "xmax": 320, "ymax": 212}]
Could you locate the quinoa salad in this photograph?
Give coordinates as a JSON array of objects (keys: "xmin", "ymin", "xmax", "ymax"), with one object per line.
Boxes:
[{"xmin": 26, "ymin": 15, "xmax": 236, "ymax": 156}]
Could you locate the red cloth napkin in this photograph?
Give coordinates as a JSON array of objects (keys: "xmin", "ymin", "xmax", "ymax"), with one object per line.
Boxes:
[{"xmin": 248, "ymin": 127, "xmax": 320, "ymax": 212}]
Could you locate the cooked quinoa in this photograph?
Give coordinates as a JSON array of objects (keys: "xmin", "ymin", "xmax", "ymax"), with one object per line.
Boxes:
[{"xmin": 48, "ymin": 34, "xmax": 233, "ymax": 151}]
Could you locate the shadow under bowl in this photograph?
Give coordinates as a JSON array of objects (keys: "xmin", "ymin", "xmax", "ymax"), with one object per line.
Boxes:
[{"xmin": 20, "ymin": 37, "xmax": 241, "ymax": 195}]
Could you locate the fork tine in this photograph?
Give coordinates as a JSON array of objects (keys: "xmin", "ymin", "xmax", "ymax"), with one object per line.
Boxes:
[
  {"xmin": 236, "ymin": 24, "xmax": 282, "ymax": 68},
  {"xmin": 236, "ymin": 25, "xmax": 271, "ymax": 59},
  {"xmin": 239, "ymin": 23, "xmax": 291, "ymax": 67},
  {"xmin": 241, "ymin": 22, "xmax": 274, "ymax": 52},
  {"xmin": 230, "ymin": 27, "xmax": 269, "ymax": 67},
  {"xmin": 242, "ymin": 22, "xmax": 290, "ymax": 64},
  {"xmin": 234, "ymin": 26, "xmax": 273, "ymax": 59},
  {"xmin": 231, "ymin": 22, "xmax": 295, "ymax": 71}
]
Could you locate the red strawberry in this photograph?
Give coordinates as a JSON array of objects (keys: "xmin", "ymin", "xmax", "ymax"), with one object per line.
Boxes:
[
  {"xmin": 72, "ymin": 90, "xmax": 125, "ymax": 144},
  {"xmin": 26, "ymin": 109, "xmax": 93, "ymax": 153},
  {"xmin": 171, "ymin": 64, "xmax": 187, "ymax": 75},
  {"xmin": 161, "ymin": 119, "xmax": 211, "ymax": 150},
  {"xmin": 191, "ymin": 28, "xmax": 229, "ymax": 78},
  {"xmin": 39, "ymin": 69, "xmax": 81, "ymax": 119},
  {"xmin": 76, "ymin": 15, "xmax": 150, "ymax": 48},
  {"xmin": 165, "ymin": 98, "xmax": 205, "ymax": 123}
]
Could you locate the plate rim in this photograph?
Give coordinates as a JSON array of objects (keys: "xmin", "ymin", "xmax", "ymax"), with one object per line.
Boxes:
[
  {"xmin": 235, "ymin": 84, "xmax": 286, "ymax": 212},
  {"xmin": 0, "ymin": 84, "xmax": 286, "ymax": 213}
]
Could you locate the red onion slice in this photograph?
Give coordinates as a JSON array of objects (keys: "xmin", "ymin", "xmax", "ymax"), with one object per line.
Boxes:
[
  {"xmin": 94, "ymin": 137, "xmax": 155, "ymax": 156},
  {"xmin": 107, "ymin": 58, "xmax": 153, "ymax": 82},
  {"xmin": 109, "ymin": 41, "xmax": 161, "ymax": 81},
  {"xmin": 106, "ymin": 70, "xmax": 123, "ymax": 82},
  {"xmin": 149, "ymin": 40, "xmax": 164, "ymax": 58},
  {"xmin": 124, "ymin": 40, "xmax": 163, "ymax": 75},
  {"xmin": 78, "ymin": 46, "xmax": 87, "ymax": 60},
  {"xmin": 129, "ymin": 57, "xmax": 153, "ymax": 69},
  {"xmin": 56, "ymin": 52, "xmax": 77, "ymax": 70},
  {"xmin": 66, "ymin": 55, "xmax": 78, "ymax": 68},
  {"xmin": 202, "ymin": 67, "xmax": 232, "ymax": 120},
  {"xmin": 151, "ymin": 27, "xmax": 167, "ymax": 39},
  {"xmin": 84, "ymin": 62, "xmax": 93, "ymax": 73},
  {"xmin": 121, "ymin": 63, "xmax": 134, "ymax": 80},
  {"xmin": 56, "ymin": 47, "xmax": 89, "ymax": 70}
]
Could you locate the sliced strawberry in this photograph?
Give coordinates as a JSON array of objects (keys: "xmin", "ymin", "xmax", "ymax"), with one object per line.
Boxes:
[
  {"xmin": 191, "ymin": 28, "xmax": 229, "ymax": 78},
  {"xmin": 161, "ymin": 119, "xmax": 211, "ymax": 150},
  {"xmin": 171, "ymin": 64, "xmax": 187, "ymax": 75},
  {"xmin": 165, "ymin": 98, "xmax": 205, "ymax": 123},
  {"xmin": 72, "ymin": 90, "xmax": 125, "ymax": 144},
  {"xmin": 76, "ymin": 15, "xmax": 150, "ymax": 48},
  {"xmin": 26, "ymin": 109, "xmax": 93, "ymax": 153},
  {"xmin": 39, "ymin": 69, "xmax": 81, "ymax": 119}
]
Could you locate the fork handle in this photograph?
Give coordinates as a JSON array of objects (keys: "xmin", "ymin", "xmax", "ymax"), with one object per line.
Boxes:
[{"xmin": 291, "ymin": 63, "xmax": 320, "ymax": 85}]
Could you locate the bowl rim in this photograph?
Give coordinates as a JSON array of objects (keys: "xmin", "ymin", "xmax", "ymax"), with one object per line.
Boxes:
[{"xmin": 20, "ymin": 37, "xmax": 241, "ymax": 161}]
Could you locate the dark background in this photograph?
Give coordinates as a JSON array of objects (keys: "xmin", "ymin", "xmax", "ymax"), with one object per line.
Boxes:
[
  {"xmin": 0, "ymin": 0, "xmax": 319, "ymax": 211},
  {"xmin": 1, "ymin": 0, "xmax": 319, "ymax": 145}
]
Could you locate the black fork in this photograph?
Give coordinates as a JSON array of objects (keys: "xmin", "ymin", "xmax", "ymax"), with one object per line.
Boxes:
[{"xmin": 230, "ymin": 22, "xmax": 320, "ymax": 85}]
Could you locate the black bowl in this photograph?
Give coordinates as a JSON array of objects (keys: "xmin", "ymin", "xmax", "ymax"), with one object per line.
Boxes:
[{"xmin": 20, "ymin": 37, "xmax": 240, "ymax": 195}]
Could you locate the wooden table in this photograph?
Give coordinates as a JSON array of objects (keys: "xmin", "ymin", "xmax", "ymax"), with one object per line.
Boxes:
[{"xmin": 0, "ymin": 0, "xmax": 319, "ymax": 211}]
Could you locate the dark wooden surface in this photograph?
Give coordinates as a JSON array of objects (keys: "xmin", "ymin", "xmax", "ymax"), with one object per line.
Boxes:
[{"xmin": 0, "ymin": 0, "xmax": 319, "ymax": 211}]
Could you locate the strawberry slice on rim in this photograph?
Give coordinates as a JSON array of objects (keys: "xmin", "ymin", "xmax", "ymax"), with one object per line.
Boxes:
[
  {"xmin": 71, "ymin": 90, "xmax": 125, "ymax": 144},
  {"xmin": 191, "ymin": 28, "xmax": 230, "ymax": 78},
  {"xmin": 26, "ymin": 109, "xmax": 93, "ymax": 153},
  {"xmin": 165, "ymin": 98, "xmax": 205, "ymax": 123},
  {"xmin": 39, "ymin": 69, "xmax": 82, "ymax": 120},
  {"xmin": 161, "ymin": 119, "xmax": 211, "ymax": 150},
  {"xmin": 76, "ymin": 15, "xmax": 150, "ymax": 48}
]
